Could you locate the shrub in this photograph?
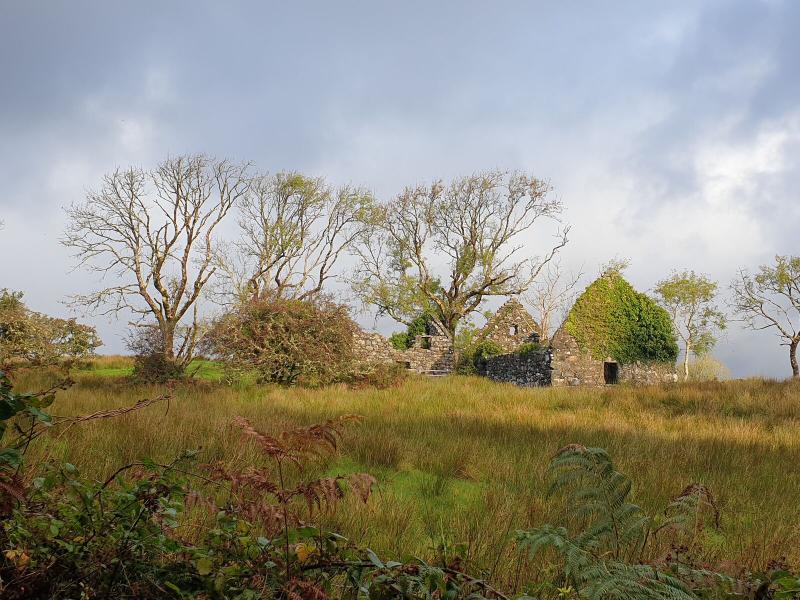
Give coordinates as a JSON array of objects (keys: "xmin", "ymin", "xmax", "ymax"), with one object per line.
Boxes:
[
  {"xmin": 0, "ymin": 289, "xmax": 101, "ymax": 369},
  {"xmin": 688, "ymin": 355, "xmax": 732, "ymax": 382},
  {"xmin": 517, "ymin": 341, "xmax": 543, "ymax": 357},
  {"xmin": 389, "ymin": 312, "xmax": 437, "ymax": 350},
  {"xmin": 205, "ymin": 297, "xmax": 357, "ymax": 386},
  {"xmin": 126, "ymin": 324, "xmax": 186, "ymax": 383},
  {"xmin": 456, "ymin": 340, "xmax": 503, "ymax": 375}
]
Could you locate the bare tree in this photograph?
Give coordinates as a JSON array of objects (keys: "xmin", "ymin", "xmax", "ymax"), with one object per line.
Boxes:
[
  {"xmin": 351, "ymin": 170, "xmax": 569, "ymax": 341},
  {"xmin": 523, "ymin": 260, "xmax": 583, "ymax": 340},
  {"xmin": 224, "ymin": 172, "xmax": 374, "ymax": 303},
  {"xmin": 63, "ymin": 155, "xmax": 250, "ymax": 367},
  {"xmin": 730, "ymin": 255, "xmax": 800, "ymax": 378}
]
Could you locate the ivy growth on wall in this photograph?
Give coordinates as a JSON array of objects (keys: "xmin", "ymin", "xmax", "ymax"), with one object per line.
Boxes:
[
  {"xmin": 564, "ymin": 271, "xmax": 678, "ymax": 364},
  {"xmin": 389, "ymin": 312, "xmax": 437, "ymax": 350}
]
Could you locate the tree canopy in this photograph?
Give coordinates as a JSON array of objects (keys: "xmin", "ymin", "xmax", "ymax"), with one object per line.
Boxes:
[
  {"xmin": 0, "ymin": 289, "xmax": 101, "ymax": 367},
  {"xmin": 655, "ymin": 270, "xmax": 726, "ymax": 380},
  {"xmin": 351, "ymin": 170, "xmax": 568, "ymax": 340},
  {"xmin": 731, "ymin": 255, "xmax": 800, "ymax": 378}
]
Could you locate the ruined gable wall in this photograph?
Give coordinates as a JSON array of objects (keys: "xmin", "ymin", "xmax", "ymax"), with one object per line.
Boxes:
[
  {"xmin": 352, "ymin": 328, "xmax": 454, "ymax": 374},
  {"xmin": 549, "ymin": 326, "xmax": 606, "ymax": 386},
  {"xmin": 478, "ymin": 298, "xmax": 540, "ymax": 353}
]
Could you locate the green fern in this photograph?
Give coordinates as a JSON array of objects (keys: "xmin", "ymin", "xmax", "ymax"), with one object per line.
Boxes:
[{"xmin": 516, "ymin": 445, "xmax": 727, "ymax": 599}]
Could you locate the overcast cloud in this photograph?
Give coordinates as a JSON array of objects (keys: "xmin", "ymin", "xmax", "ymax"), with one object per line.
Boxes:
[{"xmin": 1, "ymin": 1, "xmax": 798, "ymax": 377}]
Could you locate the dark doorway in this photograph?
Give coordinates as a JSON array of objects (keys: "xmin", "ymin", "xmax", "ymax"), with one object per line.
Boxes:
[{"xmin": 603, "ymin": 361, "xmax": 619, "ymax": 384}]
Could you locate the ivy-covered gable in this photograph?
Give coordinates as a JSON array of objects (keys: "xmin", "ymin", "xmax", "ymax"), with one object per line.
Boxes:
[{"xmin": 564, "ymin": 272, "xmax": 678, "ymax": 364}]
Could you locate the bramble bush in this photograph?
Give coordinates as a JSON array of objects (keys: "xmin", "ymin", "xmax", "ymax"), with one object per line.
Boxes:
[
  {"xmin": 204, "ymin": 297, "xmax": 358, "ymax": 387},
  {"xmin": 0, "ymin": 372, "xmax": 503, "ymax": 599},
  {"xmin": 126, "ymin": 324, "xmax": 190, "ymax": 383}
]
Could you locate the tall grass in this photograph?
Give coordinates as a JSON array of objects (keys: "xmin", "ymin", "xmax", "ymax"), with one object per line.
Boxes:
[{"xmin": 14, "ymin": 362, "xmax": 800, "ymax": 589}]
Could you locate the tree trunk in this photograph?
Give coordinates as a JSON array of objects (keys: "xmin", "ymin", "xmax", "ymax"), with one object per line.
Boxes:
[
  {"xmin": 162, "ymin": 322, "xmax": 176, "ymax": 362},
  {"xmin": 683, "ymin": 341, "xmax": 691, "ymax": 381},
  {"xmin": 790, "ymin": 338, "xmax": 799, "ymax": 378}
]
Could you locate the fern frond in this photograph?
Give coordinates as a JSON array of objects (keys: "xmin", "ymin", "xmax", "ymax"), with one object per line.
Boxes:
[
  {"xmin": 581, "ymin": 562, "xmax": 696, "ymax": 600},
  {"xmin": 516, "ymin": 525, "xmax": 593, "ymax": 578},
  {"xmin": 547, "ymin": 444, "xmax": 647, "ymax": 557}
]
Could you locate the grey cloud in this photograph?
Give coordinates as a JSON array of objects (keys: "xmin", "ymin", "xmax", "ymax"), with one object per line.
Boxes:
[{"xmin": 1, "ymin": 0, "xmax": 798, "ymax": 377}]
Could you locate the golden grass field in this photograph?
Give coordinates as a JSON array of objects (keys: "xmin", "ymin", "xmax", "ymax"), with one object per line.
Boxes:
[{"xmin": 15, "ymin": 358, "xmax": 800, "ymax": 589}]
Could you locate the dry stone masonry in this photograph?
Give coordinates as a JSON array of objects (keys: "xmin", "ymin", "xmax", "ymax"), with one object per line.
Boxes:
[
  {"xmin": 482, "ymin": 347, "xmax": 551, "ymax": 387},
  {"xmin": 352, "ymin": 327, "xmax": 453, "ymax": 374},
  {"xmin": 476, "ymin": 298, "xmax": 541, "ymax": 352}
]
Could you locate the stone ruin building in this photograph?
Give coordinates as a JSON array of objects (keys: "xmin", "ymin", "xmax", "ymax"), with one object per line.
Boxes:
[
  {"xmin": 481, "ymin": 273, "xmax": 678, "ymax": 387},
  {"xmin": 352, "ymin": 273, "xmax": 677, "ymax": 386},
  {"xmin": 473, "ymin": 298, "xmax": 540, "ymax": 353},
  {"xmin": 352, "ymin": 321, "xmax": 454, "ymax": 375}
]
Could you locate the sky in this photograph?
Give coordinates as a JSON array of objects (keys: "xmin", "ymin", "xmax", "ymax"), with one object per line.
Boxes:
[{"xmin": 1, "ymin": 1, "xmax": 798, "ymax": 378}]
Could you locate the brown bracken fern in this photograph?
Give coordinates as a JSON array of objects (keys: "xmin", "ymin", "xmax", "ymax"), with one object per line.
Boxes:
[{"xmin": 204, "ymin": 415, "xmax": 376, "ymax": 583}]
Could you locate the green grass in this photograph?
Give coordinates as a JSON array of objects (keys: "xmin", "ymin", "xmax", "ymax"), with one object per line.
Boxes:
[
  {"xmin": 75, "ymin": 355, "xmax": 226, "ymax": 380},
  {"xmin": 14, "ymin": 359, "xmax": 800, "ymax": 590}
]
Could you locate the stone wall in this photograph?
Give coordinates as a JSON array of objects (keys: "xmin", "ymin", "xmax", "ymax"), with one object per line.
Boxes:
[
  {"xmin": 351, "ymin": 328, "xmax": 454, "ymax": 374},
  {"xmin": 549, "ymin": 326, "xmax": 606, "ymax": 386},
  {"xmin": 352, "ymin": 329, "xmax": 401, "ymax": 364},
  {"xmin": 404, "ymin": 334, "xmax": 455, "ymax": 373},
  {"xmin": 549, "ymin": 326, "xmax": 676, "ymax": 386},
  {"xmin": 619, "ymin": 361, "xmax": 677, "ymax": 385},
  {"xmin": 477, "ymin": 298, "xmax": 541, "ymax": 353},
  {"xmin": 352, "ymin": 312, "xmax": 674, "ymax": 384},
  {"xmin": 483, "ymin": 348, "xmax": 551, "ymax": 387}
]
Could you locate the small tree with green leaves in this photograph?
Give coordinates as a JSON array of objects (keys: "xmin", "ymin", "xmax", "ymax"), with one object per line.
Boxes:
[
  {"xmin": 730, "ymin": 256, "xmax": 800, "ymax": 378},
  {"xmin": 0, "ymin": 289, "xmax": 101, "ymax": 369},
  {"xmin": 655, "ymin": 271, "xmax": 726, "ymax": 381}
]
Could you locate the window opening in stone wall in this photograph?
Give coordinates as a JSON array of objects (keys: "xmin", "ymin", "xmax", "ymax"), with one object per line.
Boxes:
[
  {"xmin": 509, "ymin": 324, "xmax": 519, "ymax": 336},
  {"xmin": 604, "ymin": 361, "xmax": 619, "ymax": 384},
  {"xmin": 421, "ymin": 335, "xmax": 431, "ymax": 349}
]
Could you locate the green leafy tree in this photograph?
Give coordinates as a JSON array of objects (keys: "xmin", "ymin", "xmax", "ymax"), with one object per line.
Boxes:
[
  {"xmin": 0, "ymin": 289, "xmax": 101, "ymax": 368},
  {"xmin": 351, "ymin": 170, "xmax": 569, "ymax": 341},
  {"xmin": 730, "ymin": 256, "xmax": 800, "ymax": 378},
  {"xmin": 655, "ymin": 271, "xmax": 726, "ymax": 381}
]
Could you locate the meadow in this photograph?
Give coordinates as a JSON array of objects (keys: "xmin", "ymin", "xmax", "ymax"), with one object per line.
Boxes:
[{"xmin": 16, "ymin": 358, "xmax": 800, "ymax": 591}]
